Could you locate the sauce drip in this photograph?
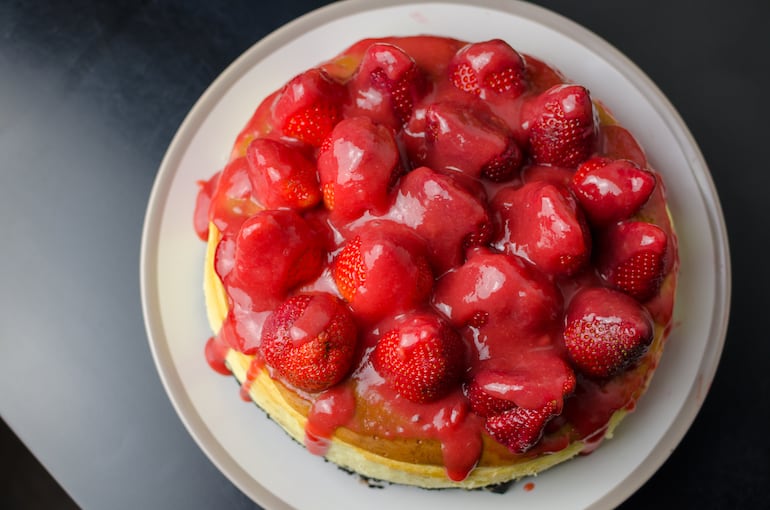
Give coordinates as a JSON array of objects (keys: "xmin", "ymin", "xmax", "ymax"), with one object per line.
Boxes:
[
  {"xmin": 204, "ymin": 335, "xmax": 230, "ymax": 375},
  {"xmin": 305, "ymin": 384, "xmax": 357, "ymax": 455},
  {"xmin": 240, "ymin": 357, "xmax": 264, "ymax": 402}
]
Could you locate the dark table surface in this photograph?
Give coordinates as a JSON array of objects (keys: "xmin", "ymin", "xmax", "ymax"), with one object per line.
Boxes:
[{"xmin": 1, "ymin": 1, "xmax": 768, "ymax": 508}]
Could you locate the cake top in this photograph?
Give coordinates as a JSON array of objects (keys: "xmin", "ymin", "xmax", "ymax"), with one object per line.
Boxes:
[{"xmin": 195, "ymin": 35, "xmax": 678, "ymax": 483}]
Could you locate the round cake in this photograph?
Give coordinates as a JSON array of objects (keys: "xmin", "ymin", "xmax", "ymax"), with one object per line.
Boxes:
[{"xmin": 193, "ymin": 35, "xmax": 678, "ymax": 489}]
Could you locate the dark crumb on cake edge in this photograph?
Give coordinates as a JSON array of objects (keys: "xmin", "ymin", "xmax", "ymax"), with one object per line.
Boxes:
[
  {"xmin": 331, "ymin": 462, "xmax": 514, "ymax": 493},
  {"xmin": 486, "ymin": 480, "xmax": 515, "ymax": 494}
]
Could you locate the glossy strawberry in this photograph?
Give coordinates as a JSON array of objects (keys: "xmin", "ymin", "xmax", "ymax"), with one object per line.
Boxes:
[
  {"xmin": 597, "ymin": 221, "xmax": 668, "ymax": 302},
  {"xmin": 317, "ymin": 116, "xmax": 401, "ymax": 223},
  {"xmin": 393, "ymin": 166, "xmax": 492, "ymax": 273},
  {"xmin": 230, "ymin": 210, "xmax": 326, "ymax": 307},
  {"xmin": 563, "ymin": 287, "xmax": 654, "ymax": 377},
  {"xmin": 467, "ymin": 357, "xmax": 576, "ymax": 414},
  {"xmin": 347, "ymin": 42, "xmax": 425, "ymax": 127},
  {"xmin": 208, "ymin": 157, "xmax": 262, "ymax": 237},
  {"xmin": 331, "ymin": 221, "xmax": 433, "ymax": 323},
  {"xmin": 449, "ymin": 39, "xmax": 527, "ymax": 99},
  {"xmin": 433, "ymin": 248, "xmax": 562, "ymax": 346},
  {"xmin": 522, "ymin": 84, "xmax": 596, "ymax": 168},
  {"xmin": 484, "ymin": 401, "xmax": 557, "ymax": 453},
  {"xmin": 571, "ymin": 157, "xmax": 656, "ymax": 226},
  {"xmin": 245, "ymin": 138, "xmax": 321, "ymax": 210},
  {"xmin": 272, "ymin": 69, "xmax": 346, "ymax": 147},
  {"xmin": 492, "ymin": 181, "xmax": 591, "ymax": 277},
  {"xmin": 372, "ymin": 312, "xmax": 466, "ymax": 403},
  {"xmin": 261, "ymin": 293, "xmax": 358, "ymax": 392},
  {"xmin": 417, "ymin": 101, "xmax": 522, "ymax": 181}
]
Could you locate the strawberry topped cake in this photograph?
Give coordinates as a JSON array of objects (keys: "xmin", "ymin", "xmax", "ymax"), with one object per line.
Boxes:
[{"xmin": 193, "ymin": 36, "xmax": 678, "ymax": 489}]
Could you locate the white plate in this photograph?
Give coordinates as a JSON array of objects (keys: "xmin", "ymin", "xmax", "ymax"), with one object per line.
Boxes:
[{"xmin": 140, "ymin": 1, "xmax": 730, "ymax": 508}]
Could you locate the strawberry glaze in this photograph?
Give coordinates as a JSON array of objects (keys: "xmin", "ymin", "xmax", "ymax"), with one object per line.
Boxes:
[
  {"xmin": 194, "ymin": 35, "xmax": 680, "ymax": 482},
  {"xmin": 204, "ymin": 335, "xmax": 230, "ymax": 375},
  {"xmin": 305, "ymin": 384, "xmax": 357, "ymax": 455},
  {"xmin": 240, "ymin": 357, "xmax": 264, "ymax": 402}
]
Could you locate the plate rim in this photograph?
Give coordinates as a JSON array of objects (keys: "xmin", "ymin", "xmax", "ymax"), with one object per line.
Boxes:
[{"xmin": 140, "ymin": 1, "xmax": 731, "ymax": 508}]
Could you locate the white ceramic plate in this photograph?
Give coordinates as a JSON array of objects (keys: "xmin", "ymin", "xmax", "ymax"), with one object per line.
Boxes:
[{"xmin": 140, "ymin": 1, "xmax": 730, "ymax": 508}]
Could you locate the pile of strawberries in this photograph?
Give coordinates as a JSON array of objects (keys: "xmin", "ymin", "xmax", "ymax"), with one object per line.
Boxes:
[{"xmin": 196, "ymin": 38, "xmax": 675, "ymax": 455}]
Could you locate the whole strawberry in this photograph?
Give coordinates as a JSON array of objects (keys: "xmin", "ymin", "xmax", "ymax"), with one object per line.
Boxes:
[
  {"xmin": 272, "ymin": 69, "xmax": 346, "ymax": 147},
  {"xmin": 261, "ymin": 293, "xmax": 358, "ymax": 393},
  {"xmin": 230, "ymin": 209, "xmax": 326, "ymax": 308},
  {"xmin": 332, "ymin": 221, "xmax": 433, "ymax": 324},
  {"xmin": 492, "ymin": 181, "xmax": 591, "ymax": 277},
  {"xmin": 393, "ymin": 166, "xmax": 492, "ymax": 273},
  {"xmin": 571, "ymin": 157, "xmax": 656, "ymax": 226},
  {"xmin": 563, "ymin": 287, "xmax": 654, "ymax": 378},
  {"xmin": 449, "ymin": 39, "xmax": 528, "ymax": 99},
  {"xmin": 372, "ymin": 312, "xmax": 466, "ymax": 403},
  {"xmin": 347, "ymin": 42, "xmax": 425, "ymax": 128},
  {"xmin": 522, "ymin": 84, "xmax": 596, "ymax": 168},
  {"xmin": 432, "ymin": 248, "xmax": 562, "ymax": 340},
  {"xmin": 419, "ymin": 101, "xmax": 523, "ymax": 182},
  {"xmin": 597, "ymin": 221, "xmax": 669, "ymax": 302},
  {"xmin": 245, "ymin": 138, "xmax": 321, "ymax": 210},
  {"xmin": 317, "ymin": 116, "xmax": 401, "ymax": 223}
]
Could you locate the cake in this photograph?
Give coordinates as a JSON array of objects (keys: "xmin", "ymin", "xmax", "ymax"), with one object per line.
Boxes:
[{"xmin": 193, "ymin": 36, "xmax": 678, "ymax": 489}]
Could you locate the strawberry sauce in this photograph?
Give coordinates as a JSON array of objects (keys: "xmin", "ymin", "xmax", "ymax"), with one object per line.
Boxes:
[
  {"xmin": 240, "ymin": 357, "xmax": 263, "ymax": 402},
  {"xmin": 193, "ymin": 35, "xmax": 679, "ymax": 483},
  {"xmin": 204, "ymin": 335, "xmax": 230, "ymax": 375},
  {"xmin": 305, "ymin": 384, "xmax": 357, "ymax": 455}
]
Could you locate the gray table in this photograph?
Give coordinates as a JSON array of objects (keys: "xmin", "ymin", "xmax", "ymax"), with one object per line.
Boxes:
[{"xmin": 2, "ymin": 1, "xmax": 768, "ymax": 508}]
